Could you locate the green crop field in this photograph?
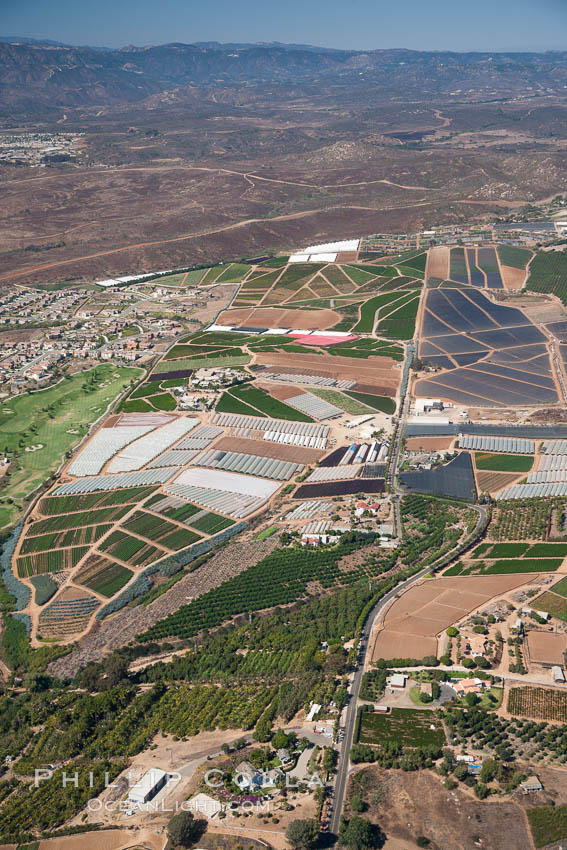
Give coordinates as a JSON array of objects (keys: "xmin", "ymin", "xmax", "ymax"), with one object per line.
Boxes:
[
  {"xmin": 343, "ymin": 265, "xmax": 379, "ymax": 285},
  {"xmin": 485, "ymin": 558, "xmax": 562, "ymax": 574},
  {"xmin": 230, "ymin": 384, "xmax": 314, "ymax": 422},
  {"xmin": 17, "ymin": 546, "xmax": 89, "ymax": 577},
  {"xmin": 189, "ymin": 512, "xmax": 235, "ymax": 535},
  {"xmin": 531, "ymin": 591, "xmax": 567, "ymax": 622},
  {"xmin": 121, "ymin": 399, "xmax": 153, "ymax": 413},
  {"xmin": 308, "ymin": 388, "xmax": 373, "ymax": 414},
  {"xmin": 129, "ymin": 381, "xmax": 162, "ymax": 399},
  {"xmin": 277, "ymin": 263, "xmax": 323, "ymax": 289},
  {"xmin": 526, "ymin": 251, "xmax": 567, "ymax": 304},
  {"xmin": 375, "ymin": 294, "xmax": 420, "ymax": 339},
  {"xmin": 344, "ymin": 391, "xmax": 396, "ymax": 414},
  {"xmin": 497, "ymin": 245, "xmax": 532, "ymax": 269},
  {"xmin": 38, "ymin": 486, "xmax": 156, "ymax": 516},
  {"xmin": 124, "ymin": 510, "xmax": 202, "ymax": 548},
  {"xmin": 396, "ymin": 252, "xmax": 427, "ymax": 272},
  {"xmin": 550, "ymin": 576, "xmax": 567, "ymax": 598},
  {"xmin": 99, "ymin": 530, "xmax": 164, "ymax": 567},
  {"xmin": 527, "ymin": 543, "xmax": 567, "ymax": 557},
  {"xmin": 27, "ymin": 505, "xmax": 131, "ymax": 536},
  {"xmin": 353, "ymin": 291, "xmax": 409, "ymax": 333},
  {"xmin": 146, "ymin": 392, "xmax": 176, "ymax": 411},
  {"xmin": 20, "ymin": 524, "xmax": 112, "ymax": 554},
  {"xmin": 0, "ymin": 365, "xmax": 141, "ymax": 527},
  {"xmin": 215, "ymin": 263, "xmax": 250, "ymax": 283},
  {"xmin": 359, "ymin": 708, "xmax": 446, "ymax": 748},
  {"xmin": 474, "ymin": 452, "xmax": 534, "ymax": 472},
  {"xmin": 164, "ymin": 344, "xmax": 237, "ymax": 360},
  {"xmin": 216, "ymin": 391, "xmax": 262, "ymax": 417},
  {"xmin": 153, "ymin": 353, "xmax": 250, "ymax": 374},
  {"xmin": 81, "ymin": 562, "xmax": 133, "ymax": 597},
  {"xmin": 484, "ymin": 542, "xmax": 529, "ymax": 558}
]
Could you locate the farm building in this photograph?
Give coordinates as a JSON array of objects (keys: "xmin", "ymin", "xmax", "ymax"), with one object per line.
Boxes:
[
  {"xmin": 389, "ymin": 673, "xmax": 408, "ymax": 690},
  {"xmin": 526, "ymin": 631, "xmax": 567, "ymax": 669},
  {"xmin": 520, "ymin": 776, "xmax": 543, "ymax": 793},
  {"xmin": 128, "ymin": 768, "xmax": 169, "ymax": 804},
  {"xmin": 552, "ymin": 665, "xmax": 566, "ymax": 683}
]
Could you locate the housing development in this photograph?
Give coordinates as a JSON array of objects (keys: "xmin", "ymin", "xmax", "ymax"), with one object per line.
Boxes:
[{"xmin": 2, "ymin": 204, "xmax": 567, "ymax": 850}]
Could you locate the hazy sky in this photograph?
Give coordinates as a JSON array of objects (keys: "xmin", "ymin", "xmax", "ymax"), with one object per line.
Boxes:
[{"xmin": 3, "ymin": 0, "xmax": 567, "ymax": 51}]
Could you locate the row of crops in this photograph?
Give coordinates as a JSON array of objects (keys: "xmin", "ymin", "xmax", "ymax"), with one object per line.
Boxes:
[{"xmin": 136, "ymin": 531, "xmax": 381, "ymax": 642}]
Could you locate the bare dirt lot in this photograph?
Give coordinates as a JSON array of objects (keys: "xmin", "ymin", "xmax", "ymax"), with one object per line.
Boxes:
[
  {"xmin": 500, "ymin": 264, "xmax": 528, "ymax": 289},
  {"xmin": 213, "ymin": 434, "xmax": 323, "ymax": 463},
  {"xmin": 217, "ymin": 306, "xmax": 341, "ymax": 329},
  {"xmin": 257, "ymin": 381, "xmax": 302, "ymax": 401},
  {"xmin": 371, "ymin": 574, "xmax": 533, "ymax": 661},
  {"xmin": 526, "ymin": 630, "xmax": 567, "ymax": 666},
  {"xmin": 405, "ymin": 436, "xmax": 455, "ymax": 451},
  {"xmin": 347, "ymin": 766, "xmax": 533, "ymax": 850},
  {"xmin": 426, "ymin": 245, "xmax": 450, "ymax": 281}
]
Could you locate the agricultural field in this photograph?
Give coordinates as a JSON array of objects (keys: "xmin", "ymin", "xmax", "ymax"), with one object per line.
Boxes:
[
  {"xmin": 527, "ymin": 250, "xmax": 567, "ymax": 304},
  {"xmin": 17, "ymin": 546, "xmax": 89, "ymax": 577},
  {"xmin": 508, "ymin": 686, "xmax": 567, "ymax": 721},
  {"xmin": 531, "ymin": 590, "xmax": 567, "ymax": 621},
  {"xmin": 75, "ymin": 555, "xmax": 133, "ymax": 597},
  {"xmin": 497, "ymin": 245, "xmax": 532, "ymax": 269},
  {"xmin": 344, "ymin": 390, "xmax": 396, "ymax": 414},
  {"xmin": 358, "ymin": 708, "xmax": 446, "ymax": 748},
  {"xmin": 0, "ymin": 365, "xmax": 141, "ymax": 526},
  {"xmin": 488, "ymin": 499, "xmax": 553, "ymax": 540},
  {"xmin": 474, "ymin": 453, "xmax": 534, "ymax": 473},
  {"xmin": 124, "ymin": 510, "xmax": 202, "ymax": 549},
  {"xmin": 98, "ymin": 530, "xmax": 164, "ymax": 568}
]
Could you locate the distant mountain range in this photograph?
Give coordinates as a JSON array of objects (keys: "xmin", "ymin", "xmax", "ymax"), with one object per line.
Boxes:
[{"xmin": 1, "ymin": 39, "xmax": 566, "ymax": 116}]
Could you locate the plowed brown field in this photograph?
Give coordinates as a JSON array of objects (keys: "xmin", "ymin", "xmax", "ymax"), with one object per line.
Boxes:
[
  {"xmin": 254, "ymin": 352, "xmax": 401, "ymax": 393},
  {"xmin": 371, "ymin": 573, "xmax": 532, "ymax": 661},
  {"xmin": 217, "ymin": 306, "xmax": 341, "ymax": 329}
]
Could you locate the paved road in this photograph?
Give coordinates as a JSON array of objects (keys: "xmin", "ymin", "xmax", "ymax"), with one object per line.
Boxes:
[
  {"xmin": 327, "ymin": 384, "xmax": 488, "ymax": 842},
  {"xmin": 327, "ymin": 562, "xmax": 433, "ymax": 839}
]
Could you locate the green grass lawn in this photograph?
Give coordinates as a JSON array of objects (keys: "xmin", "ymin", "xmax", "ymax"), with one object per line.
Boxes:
[
  {"xmin": 359, "ymin": 707, "xmax": 446, "ymax": 748},
  {"xmin": 0, "ymin": 365, "xmax": 140, "ymax": 526},
  {"xmin": 474, "ymin": 452, "xmax": 534, "ymax": 472}
]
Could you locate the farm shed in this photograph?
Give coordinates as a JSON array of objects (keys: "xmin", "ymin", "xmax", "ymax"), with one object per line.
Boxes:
[
  {"xmin": 389, "ymin": 673, "xmax": 407, "ymax": 689},
  {"xmin": 520, "ymin": 776, "xmax": 542, "ymax": 793},
  {"xmin": 552, "ymin": 666, "xmax": 566, "ymax": 683},
  {"xmin": 128, "ymin": 768, "xmax": 169, "ymax": 804}
]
